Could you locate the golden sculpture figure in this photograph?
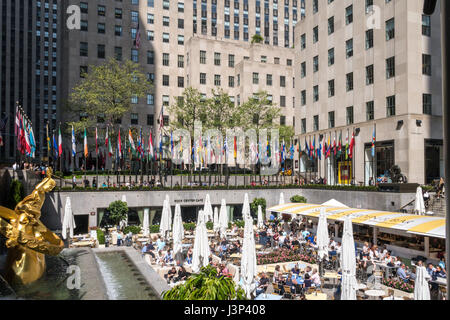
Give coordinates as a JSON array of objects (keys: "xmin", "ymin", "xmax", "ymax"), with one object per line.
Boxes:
[{"xmin": 0, "ymin": 168, "xmax": 64, "ymax": 285}]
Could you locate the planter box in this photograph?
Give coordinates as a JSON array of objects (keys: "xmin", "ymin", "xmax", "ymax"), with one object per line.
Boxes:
[{"xmin": 378, "ymin": 183, "xmax": 419, "ymax": 193}]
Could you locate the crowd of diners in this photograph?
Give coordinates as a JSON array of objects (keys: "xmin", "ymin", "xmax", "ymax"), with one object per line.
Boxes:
[{"xmin": 139, "ymin": 215, "xmax": 447, "ymax": 297}]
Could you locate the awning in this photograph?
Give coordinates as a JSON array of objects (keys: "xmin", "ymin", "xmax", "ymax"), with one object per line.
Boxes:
[{"xmin": 268, "ymin": 203, "xmax": 446, "ymax": 239}]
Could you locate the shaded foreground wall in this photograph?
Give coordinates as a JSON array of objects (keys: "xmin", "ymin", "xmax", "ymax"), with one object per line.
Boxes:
[{"xmin": 41, "ymin": 188, "xmax": 415, "ymax": 231}]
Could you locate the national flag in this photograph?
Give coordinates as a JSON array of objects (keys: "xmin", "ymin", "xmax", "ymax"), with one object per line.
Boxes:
[
  {"xmin": 318, "ymin": 139, "xmax": 322, "ymax": 161},
  {"xmin": 333, "ymin": 133, "xmax": 337, "ymax": 156},
  {"xmin": 326, "ymin": 134, "xmax": 331, "ymax": 158},
  {"xmin": 338, "ymin": 131, "xmax": 342, "ymax": 156},
  {"xmin": 29, "ymin": 123, "xmax": 36, "ymax": 158},
  {"xmin": 118, "ymin": 128, "xmax": 122, "ymax": 159},
  {"xmin": 53, "ymin": 131, "xmax": 58, "ymax": 158},
  {"xmin": 349, "ymin": 131, "xmax": 355, "ymax": 159},
  {"xmin": 71, "ymin": 125, "xmax": 76, "ymax": 157},
  {"xmin": 47, "ymin": 123, "xmax": 51, "ymax": 155},
  {"xmin": 128, "ymin": 129, "xmax": 136, "ymax": 156},
  {"xmin": 23, "ymin": 116, "xmax": 31, "ymax": 155},
  {"xmin": 312, "ymin": 136, "xmax": 316, "ymax": 159},
  {"xmin": 372, "ymin": 125, "xmax": 376, "ymax": 157},
  {"xmin": 84, "ymin": 128, "xmax": 88, "ymax": 158},
  {"xmin": 149, "ymin": 131, "xmax": 154, "ymax": 160},
  {"xmin": 233, "ymin": 136, "xmax": 237, "ymax": 159},
  {"xmin": 305, "ymin": 138, "xmax": 309, "ymax": 158},
  {"xmin": 345, "ymin": 131, "xmax": 349, "ymax": 160},
  {"xmin": 159, "ymin": 106, "xmax": 164, "ymax": 131},
  {"xmin": 289, "ymin": 143, "xmax": 294, "ymax": 160},
  {"xmin": 58, "ymin": 125, "xmax": 63, "ymax": 157},
  {"xmin": 134, "ymin": 20, "xmax": 141, "ymax": 49}
]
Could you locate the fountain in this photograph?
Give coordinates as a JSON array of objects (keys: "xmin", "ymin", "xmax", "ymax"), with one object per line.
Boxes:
[{"xmin": 0, "ymin": 169, "xmax": 164, "ymax": 300}]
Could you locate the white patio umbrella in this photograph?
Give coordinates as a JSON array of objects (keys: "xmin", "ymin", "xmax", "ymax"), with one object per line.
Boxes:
[
  {"xmin": 279, "ymin": 192, "xmax": 285, "ymax": 205},
  {"xmin": 243, "ymin": 193, "xmax": 251, "ymax": 219},
  {"xmin": 172, "ymin": 204, "xmax": 184, "ymax": 261},
  {"xmin": 62, "ymin": 197, "xmax": 76, "ymax": 240},
  {"xmin": 160, "ymin": 198, "xmax": 171, "ymax": 239},
  {"xmin": 192, "ymin": 210, "xmax": 211, "ymax": 273},
  {"xmin": 257, "ymin": 205, "xmax": 264, "ymax": 229},
  {"xmin": 278, "ymin": 193, "xmax": 285, "ymax": 219},
  {"xmin": 219, "ymin": 199, "xmax": 228, "ymax": 239},
  {"xmin": 119, "ymin": 195, "xmax": 128, "ymax": 229},
  {"xmin": 414, "ymin": 186, "xmax": 426, "ymax": 215},
  {"xmin": 414, "ymin": 266, "xmax": 431, "ymax": 300},
  {"xmin": 341, "ymin": 215, "xmax": 357, "ymax": 300},
  {"xmin": 317, "ymin": 207, "xmax": 330, "ymax": 261},
  {"xmin": 142, "ymin": 208, "xmax": 150, "ymax": 237},
  {"xmin": 203, "ymin": 194, "xmax": 214, "ymax": 222},
  {"xmin": 213, "ymin": 207, "xmax": 220, "ymax": 233},
  {"xmin": 166, "ymin": 194, "xmax": 172, "ymax": 227},
  {"xmin": 241, "ymin": 199, "xmax": 258, "ymax": 299}
]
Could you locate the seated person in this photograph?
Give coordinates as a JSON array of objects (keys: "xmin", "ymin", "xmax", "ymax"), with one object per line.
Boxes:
[
  {"xmin": 303, "ymin": 273, "xmax": 312, "ymax": 289},
  {"xmin": 329, "ymin": 246, "xmax": 337, "ymax": 257},
  {"xmin": 305, "ymin": 266, "xmax": 313, "ymax": 277},
  {"xmin": 432, "ymin": 266, "xmax": 446, "ymax": 280},
  {"xmin": 176, "ymin": 266, "xmax": 190, "ymax": 282},
  {"xmin": 285, "ymin": 273, "xmax": 297, "ymax": 294},
  {"xmin": 163, "ymin": 249, "xmax": 174, "ymax": 265},
  {"xmin": 273, "ymin": 265, "xmax": 282, "ymax": 283},
  {"xmin": 291, "ymin": 264, "xmax": 301, "ymax": 275},
  {"xmin": 185, "ymin": 248, "xmax": 193, "ymax": 265},
  {"xmin": 156, "ymin": 237, "xmax": 166, "ymax": 252},
  {"xmin": 310, "ymin": 268, "xmax": 321, "ymax": 288},
  {"xmin": 291, "ymin": 237, "xmax": 300, "ymax": 247},
  {"xmin": 141, "ymin": 242, "xmax": 156, "ymax": 260},
  {"xmin": 397, "ymin": 264, "xmax": 411, "ymax": 282},
  {"xmin": 255, "ymin": 273, "xmax": 270, "ymax": 296},
  {"xmin": 427, "ymin": 263, "xmax": 436, "ymax": 277},
  {"xmin": 165, "ymin": 266, "xmax": 177, "ymax": 283},
  {"xmin": 384, "ymin": 252, "xmax": 394, "ymax": 267}
]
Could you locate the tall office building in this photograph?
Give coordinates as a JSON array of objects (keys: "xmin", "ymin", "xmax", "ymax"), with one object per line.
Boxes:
[
  {"xmin": 58, "ymin": 0, "xmax": 305, "ymax": 168},
  {"xmin": 0, "ymin": 0, "xmax": 61, "ymax": 162},
  {"xmin": 294, "ymin": 0, "xmax": 443, "ymax": 185}
]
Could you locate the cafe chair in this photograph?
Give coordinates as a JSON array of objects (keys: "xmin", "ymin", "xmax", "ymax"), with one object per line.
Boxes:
[
  {"xmin": 283, "ymin": 285, "xmax": 294, "ymax": 299},
  {"xmin": 272, "ymin": 283, "xmax": 281, "ymax": 295}
]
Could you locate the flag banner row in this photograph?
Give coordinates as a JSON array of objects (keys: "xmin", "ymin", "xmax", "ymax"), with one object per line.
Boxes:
[{"xmin": 15, "ymin": 106, "xmax": 36, "ymax": 158}]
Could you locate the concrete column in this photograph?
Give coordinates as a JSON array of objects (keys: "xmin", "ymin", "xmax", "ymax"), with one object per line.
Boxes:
[{"xmin": 373, "ymin": 227, "xmax": 378, "ymax": 246}]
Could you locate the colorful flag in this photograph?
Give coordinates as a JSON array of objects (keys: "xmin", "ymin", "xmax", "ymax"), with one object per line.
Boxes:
[
  {"xmin": 71, "ymin": 125, "xmax": 76, "ymax": 157},
  {"xmin": 47, "ymin": 123, "xmax": 51, "ymax": 156},
  {"xmin": 84, "ymin": 128, "xmax": 88, "ymax": 158},
  {"xmin": 338, "ymin": 131, "xmax": 342, "ymax": 156},
  {"xmin": 372, "ymin": 125, "xmax": 376, "ymax": 157},
  {"xmin": 333, "ymin": 133, "xmax": 337, "ymax": 156},
  {"xmin": 233, "ymin": 136, "xmax": 237, "ymax": 159},
  {"xmin": 128, "ymin": 129, "xmax": 136, "ymax": 156},
  {"xmin": 134, "ymin": 20, "xmax": 141, "ymax": 49},
  {"xmin": 149, "ymin": 131, "xmax": 154, "ymax": 160},
  {"xmin": 53, "ymin": 131, "xmax": 58, "ymax": 159},
  {"xmin": 118, "ymin": 128, "xmax": 122, "ymax": 159},
  {"xmin": 349, "ymin": 131, "xmax": 355, "ymax": 159},
  {"xmin": 345, "ymin": 131, "xmax": 349, "ymax": 160}
]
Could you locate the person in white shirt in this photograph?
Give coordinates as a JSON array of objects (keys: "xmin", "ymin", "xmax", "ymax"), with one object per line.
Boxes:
[
  {"xmin": 362, "ymin": 242, "xmax": 370, "ymax": 253},
  {"xmin": 278, "ymin": 232, "xmax": 287, "ymax": 247},
  {"xmin": 310, "ymin": 268, "xmax": 321, "ymax": 288}
]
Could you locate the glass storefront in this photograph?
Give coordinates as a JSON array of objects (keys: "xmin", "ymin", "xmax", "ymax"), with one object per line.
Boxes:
[
  {"xmin": 425, "ymin": 139, "xmax": 443, "ymax": 184},
  {"xmin": 364, "ymin": 141, "xmax": 395, "ymax": 185}
]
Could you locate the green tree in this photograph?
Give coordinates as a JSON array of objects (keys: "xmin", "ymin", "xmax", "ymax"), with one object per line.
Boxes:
[
  {"xmin": 205, "ymin": 88, "xmax": 237, "ymax": 134},
  {"xmin": 279, "ymin": 125, "xmax": 295, "ymax": 144},
  {"xmin": 169, "ymin": 87, "xmax": 208, "ymax": 137},
  {"xmin": 251, "ymin": 34, "xmax": 264, "ymax": 44},
  {"xmin": 162, "ymin": 265, "xmax": 246, "ymax": 300},
  {"xmin": 236, "ymin": 91, "xmax": 281, "ymax": 131},
  {"xmin": 67, "ymin": 58, "xmax": 151, "ymax": 133},
  {"xmin": 106, "ymin": 200, "xmax": 128, "ymax": 226},
  {"xmin": 290, "ymin": 195, "xmax": 307, "ymax": 203},
  {"xmin": 250, "ymin": 198, "xmax": 266, "ymax": 216}
]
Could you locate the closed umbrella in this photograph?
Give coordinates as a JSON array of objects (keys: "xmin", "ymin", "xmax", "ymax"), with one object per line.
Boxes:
[
  {"xmin": 257, "ymin": 205, "xmax": 264, "ymax": 229},
  {"xmin": 219, "ymin": 199, "xmax": 228, "ymax": 239},
  {"xmin": 414, "ymin": 186, "xmax": 426, "ymax": 215},
  {"xmin": 203, "ymin": 194, "xmax": 213, "ymax": 222},
  {"xmin": 213, "ymin": 207, "xmax": 220, "ymax": 233},
  {"xmin": 414, "ymin": 266, "xmax": 431, "ymax": 300},
  {"xmin": 243, "ymin": 193, "xmax": 251, "ymax": 219},
  {"xmin": 241, "ymin": 195, "xmax": 258, "ymax": 299},
  {"xmin": 160, "ymin": 198, "xmax": 171, "ymax": 239},
  {"xmin": 192, "ymin": 210, "xmax": 211, "ymax": 273},
  {"xmin": 278, "ymin": 193, "xmax": 285, "ymax": 219},
  {"xmin": 317, "ymin": 207, "xmax": 330, "ymax": 261},
  {"xmin": 119, "ymin": 195, "xmax": 128, "ymax": 229},
  {"xmin": 172, "ymin": 204, "xmax": 184, "ymax": 263},
  {"xmin": 142, "ymin": 208, "xmax": 150, "ymax": 237},
  {"xmin": 62, "ymin": 197, "xmax": 76, "ymax": 240},
  {"xmin": 341, "ymin": 215, "xmax": 357, "ymax": 300},
  {"xmin": 166, "ymin": 194, "xmax": 172, "ymax": 227}
]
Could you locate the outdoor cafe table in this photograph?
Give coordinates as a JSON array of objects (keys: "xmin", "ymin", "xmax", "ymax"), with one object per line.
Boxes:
[
  {"xmin": 383, "ymin": 296, "xmax": 404, "ymax": 300},
  {"xmin": 365, "ymin": 289, "xmax": 386, "ymax": 300},
  {"xmin": 373, "ymin": 261, "xmax": 396, "ymax": 279},
  {"xmin": 305, "ymin": 293, "xmax": 327, "ymax": 300},
  {"xmin": 323, "ymin": 272, "xmax": 341, "ymax": 288},
  {"xmin": 255, "ymin": 293, "xmax": 283, "ymax": 301}
]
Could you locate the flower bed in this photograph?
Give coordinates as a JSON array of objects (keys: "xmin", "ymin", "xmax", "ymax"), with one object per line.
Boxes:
[
  {"xmin": 382, "ymin": 278, "xmax": 414, "ymax": 293},
  {"xmin": 257, "ymin": 249, "xmax": 317, "ymax": 266}
]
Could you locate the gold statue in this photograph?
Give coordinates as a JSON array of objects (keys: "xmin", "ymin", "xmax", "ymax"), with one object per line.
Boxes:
[{"xmin": 0, "ymin": 168, "xmax": 64, "ymax": 285}]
